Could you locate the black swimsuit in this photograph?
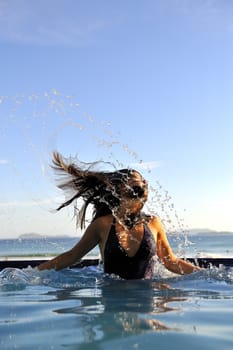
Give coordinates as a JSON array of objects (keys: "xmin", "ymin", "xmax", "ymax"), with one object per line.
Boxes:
[{"xmin": 104, "ymin": 220, "xmax": 156, "ymax": 279}]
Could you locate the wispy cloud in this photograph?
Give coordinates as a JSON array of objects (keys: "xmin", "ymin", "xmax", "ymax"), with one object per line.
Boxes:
[
  {"xmin": 147, "ymin": 0, "xmax": 233, "ymax": 34},
  {"xmin": 0, "ymin": 1, "xmax": 111, "ymax": 46},
  {"xmin": 1, "ymin": 0, "xmax": 232, "ymax": 46},
  {"xmin": 0, "ymin": 159, "xmax": 8, "ymax": 165},
  {"xmin": 0, "ymin": 197, "xmax": 60, "ymax": 207}
]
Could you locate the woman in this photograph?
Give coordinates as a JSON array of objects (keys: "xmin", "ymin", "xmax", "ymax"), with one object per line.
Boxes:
[{"xmin": 38, "ymin": 152, "xmax": 200, "ymax": 278}]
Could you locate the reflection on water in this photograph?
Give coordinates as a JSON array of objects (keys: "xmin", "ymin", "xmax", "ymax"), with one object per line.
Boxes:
[
  {"xmin": 50, "ymin": 278, "xmax": 183, "ymax": 345},
  {"xmin": 1, "ymin": 266, "xmax": 233, "ymax": 349}
]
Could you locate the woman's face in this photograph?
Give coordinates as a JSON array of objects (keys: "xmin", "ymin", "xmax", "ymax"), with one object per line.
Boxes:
[{"xmin": 119, "ymin": 171, "xmax": 148, "ymax": 212}]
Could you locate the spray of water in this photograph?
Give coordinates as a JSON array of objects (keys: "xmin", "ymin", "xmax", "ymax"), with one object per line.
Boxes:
[{"xmin": 0, "ymin": 89, "xmax": 191, "ymax": 253}]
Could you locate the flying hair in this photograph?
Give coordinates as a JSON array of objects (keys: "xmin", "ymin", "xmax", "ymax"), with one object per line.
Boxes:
[{"xmin": 51, "ymin": 152, "xmax": 140, "ymax": 228}]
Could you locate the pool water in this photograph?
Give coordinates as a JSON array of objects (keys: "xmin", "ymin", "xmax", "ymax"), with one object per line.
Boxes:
[{"xmin": 1, "ymin": 263, "xmax": 233, "ymax": 350}]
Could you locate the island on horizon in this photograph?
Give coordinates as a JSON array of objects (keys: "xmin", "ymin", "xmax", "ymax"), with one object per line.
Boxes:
[
  {"xmin": 18, "ymin": 233, "xmax": 73, "ymax": 239},
  {"xmin": 16, "ymin": 228, "xmax": 233, "ymax": 240}
]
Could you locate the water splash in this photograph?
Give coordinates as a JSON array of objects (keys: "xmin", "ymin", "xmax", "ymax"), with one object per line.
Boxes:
[
  {"xmin": 1, "ymin": 264, "xmax": 233, "ymax": 293},
  {"xmin": 0, "ymin": 267, "xmax": 42, "ymax": 291},
  {"xmin": 1, "ymin": 89, "xmax": 190, "ymax": 248}
]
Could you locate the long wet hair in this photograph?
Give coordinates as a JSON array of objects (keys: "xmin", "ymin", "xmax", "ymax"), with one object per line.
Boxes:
[{"xmin": 52, "ymin": 152, "xmax": 147, "ymax": 229}]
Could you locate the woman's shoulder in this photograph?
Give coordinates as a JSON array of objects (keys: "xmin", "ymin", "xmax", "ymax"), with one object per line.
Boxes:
[
  {"xmin": 91, "ymin": 214, "xmax": 113, "ymax": 229},
  {"xmin": 143, "ymin": 214, "xmax": 163, "ymax": 229},
  {"xmin": 142, "ymin": 213, "xmax": 158, "ymax": 223},
  {"xmin": 89, "ymin": 214, "xmax": 113, "ymax": 241}
]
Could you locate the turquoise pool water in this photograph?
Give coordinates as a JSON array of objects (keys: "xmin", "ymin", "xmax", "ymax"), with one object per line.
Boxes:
[{"xmin": 1, "ymin": 234, "xmax": 233, "ymax": 349}]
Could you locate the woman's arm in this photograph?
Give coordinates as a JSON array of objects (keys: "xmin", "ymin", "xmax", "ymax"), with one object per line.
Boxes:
[
  {"xmin": 37, "ymin": 220, "xmax": 101, "ymax": 271},
  {"xmin": 154, "ymin": 217, "xmax": 200, "ymax": 274}
]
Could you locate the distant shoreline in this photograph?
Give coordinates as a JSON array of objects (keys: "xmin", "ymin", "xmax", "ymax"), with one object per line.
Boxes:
[
  {"xmin": 18, "ymin": 233, "xmax": 74, "ymax": 239},
  {"xmin": 0, "ymin": 229, "xmax": 233, "ymax": 240}
]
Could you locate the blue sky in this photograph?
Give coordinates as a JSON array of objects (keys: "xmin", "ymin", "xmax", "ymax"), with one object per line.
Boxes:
[{"xmin": 1, "ymin": 0, "xmax": 233, "ymax": 237}]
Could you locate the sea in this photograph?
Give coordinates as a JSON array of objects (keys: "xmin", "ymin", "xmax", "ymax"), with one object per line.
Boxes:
[{"xmin": 1, "ymin": 232, "xmax": 233, "ymax": 350}]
